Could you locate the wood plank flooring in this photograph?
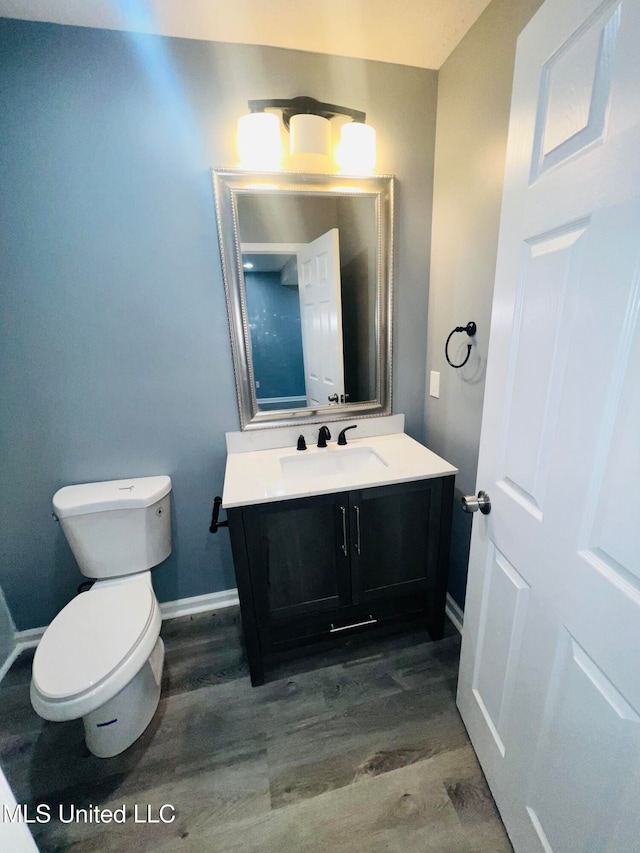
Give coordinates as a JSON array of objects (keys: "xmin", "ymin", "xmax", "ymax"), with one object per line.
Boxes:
[{"xmin": 0, "ymin": 608, "xmax": 512, "ymax": 852}]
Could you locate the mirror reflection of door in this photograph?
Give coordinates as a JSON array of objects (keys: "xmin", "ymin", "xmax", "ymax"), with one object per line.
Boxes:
[
  {"xmin": 237, "ymin": 192, "xmax": 378, "ymax": 415},
  {"xmin": 242, "ymin": 231, "xmax": 346, "ymax": 411},
  {"xmin": 296, "ymin": 228, "xmax": 345, "ymax": 407}
]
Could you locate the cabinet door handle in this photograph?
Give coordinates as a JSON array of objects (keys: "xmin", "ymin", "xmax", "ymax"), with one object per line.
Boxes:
[
  {"xmin": 354, "ymin": 505, "xmax": 361, "ymax": 555},
  {"xmin": 330, "ymin": 616, "xmax": 377, "ymax": 633},
  {"xmin": 340, "ymin": 506, "xmax": 348, "ymax": 556}
]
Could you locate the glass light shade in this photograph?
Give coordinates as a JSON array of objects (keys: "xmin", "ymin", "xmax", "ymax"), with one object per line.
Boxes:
[
  {"xmin": 288, "ymin": 114, "xmax": 331, "ymax": 171},
  {"xmin": 237, "ymin": 112, "xmax": 282, "ymax": 170},
  {"xmin": 336, "ymin": 121, "xmax": 377, "ymax": 174},
  {"xmin": 289, "ymin": 113, "xmax": 331, "ymax": 157}
]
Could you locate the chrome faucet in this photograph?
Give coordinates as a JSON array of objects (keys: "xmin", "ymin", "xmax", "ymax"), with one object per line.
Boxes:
[{"xmin": 317, "ymin": 425, "xmax": 331, "ymax": 448}]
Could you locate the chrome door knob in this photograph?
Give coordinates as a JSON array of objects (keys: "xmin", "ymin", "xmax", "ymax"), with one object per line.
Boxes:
[{"xmin": 462, "ymin": 491, "xmax": 492, "ymax": 515}]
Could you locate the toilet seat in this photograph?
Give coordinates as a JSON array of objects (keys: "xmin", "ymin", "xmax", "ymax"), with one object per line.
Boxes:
[{"xmin": 31, "ymin": 580, "xmax": 161, "ymax": 722}]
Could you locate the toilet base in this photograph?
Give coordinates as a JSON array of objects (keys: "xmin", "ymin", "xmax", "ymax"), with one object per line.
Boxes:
[{"xmin": 83, "ymin": 637, "xmax": 165, "ymax": 758}]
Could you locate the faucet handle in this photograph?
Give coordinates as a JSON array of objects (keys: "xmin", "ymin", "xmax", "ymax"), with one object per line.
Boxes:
[
  {"xmin": 296, "ymin": 435, "xmax": 307, "ymax": 451},
  {"xmin": 317, "ymin": 425, "xmax": 331, "ymax": 448},
  {"xmin": 337, "ymin": 425, "xmax": 358, "ymax": 446}
]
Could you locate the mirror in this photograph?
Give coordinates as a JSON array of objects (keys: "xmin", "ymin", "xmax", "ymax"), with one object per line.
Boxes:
[{"xmin": 212, "ymin": 169, "xmax": 394, "ymax": 430}]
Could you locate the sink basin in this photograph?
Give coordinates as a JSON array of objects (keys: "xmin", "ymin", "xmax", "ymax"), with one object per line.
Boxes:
[{"xmin": 281, "ymin": 447, "xmax": 388, "ymax": 480}]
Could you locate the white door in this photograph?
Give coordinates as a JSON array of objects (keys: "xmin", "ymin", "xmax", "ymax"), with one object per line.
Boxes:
[
  {"xmin": 297, "ymin": 228, "xmax": 345, "ymax": 407},
  {"xmin": 457, "ymin": 0, "xmax": 640, "ymax": 850}
]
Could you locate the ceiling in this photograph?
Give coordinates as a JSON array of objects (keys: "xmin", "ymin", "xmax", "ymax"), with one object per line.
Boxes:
[{"xmin": 0, "ymin": 0, "xmax": 493, "ymax": 69}]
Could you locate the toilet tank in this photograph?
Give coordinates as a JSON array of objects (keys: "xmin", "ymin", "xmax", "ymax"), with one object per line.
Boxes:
[{"xmin": 53, "ymin": 476, "xmax": 172, "ymax": 579}]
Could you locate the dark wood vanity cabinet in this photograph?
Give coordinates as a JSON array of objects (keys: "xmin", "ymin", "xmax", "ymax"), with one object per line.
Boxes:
[{"xmin": 227, "ymin": 476, "xmax": 454, "ymax": 686}]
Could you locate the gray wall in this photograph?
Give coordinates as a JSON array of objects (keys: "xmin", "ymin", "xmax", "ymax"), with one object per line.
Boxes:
[
  {"xmin": 0, "ymin": 19, "xmax": 437, "ymax": 629},
  {"xmin": 425, "ymin": 0, "xmax": 544, "ymax": 608}
]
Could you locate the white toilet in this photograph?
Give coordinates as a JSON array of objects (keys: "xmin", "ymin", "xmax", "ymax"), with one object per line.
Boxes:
[{"xmin": 30, "ymin": 475, "xmax": 172, "ymax": 758}]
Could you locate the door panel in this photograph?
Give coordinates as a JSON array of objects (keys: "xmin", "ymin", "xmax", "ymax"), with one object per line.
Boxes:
[
  {"xmin": 525, "ymin": 628, "xmax": 640, "ymax": 853},
  {"xmin": 472, "ymin": 546, "xmax": 530, "ymax": 758},
  {"xmin": 243, "ymin": 494, "xmax": 350, "ymax": 623},
  {"xmin": 350, "ymin": 480, "xmax": 441, "ymax": 601},
  {"xmin": 583, "ymin": 302, "xmax": 639, "ymax": 579},
  {"xmin": 530, "ymin": 1, "xmax": 621, "ymax": 180},
  {"xmin": 500, "ymin": 223, "xmax": 587, "ymax": 516},
  {"xmin": 297, "ymin": 228, "xmax": 345, "ymax": 407},
  {"xmin": 458, "ymin": 0, "xmax": 640, "ymax": 849}
]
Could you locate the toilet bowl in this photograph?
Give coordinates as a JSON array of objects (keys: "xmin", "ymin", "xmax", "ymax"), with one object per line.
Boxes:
[{"xmin": 30, "ymin": 476, "xmax": 172, "ymax": 758}]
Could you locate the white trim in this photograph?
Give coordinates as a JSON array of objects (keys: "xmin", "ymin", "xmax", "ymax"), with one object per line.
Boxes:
[
  {"xmin": 257, "ymin": 395, "xmax": 307, "ymax": 405},
  {"xmin": 0, "ymin": 647, "xmax": 22, "ymax": 683},
  {"xmin": 14, "ymin": 626, "xmax": 45, "ymax": 652},
  {"xmin": 0, "ymin": 586, "xmax": 18, "ymax": 681},
  {"xmin": 9, "ymin": 588, "xmax": 240, "ymax": 661},
  {"xmin": 159, "ymin": 588, "xmax": 239, "ymax": 620},
  {"xmin": 241, "ymin": 242, "xmax": 304, "ymax": 254},
  {"xmin": 8, "ymin": 585, "xmax": 456, "ymax": 675},
  {"xmin": 445, "ymin": 593, "xmax": 464, "ymax": 635}
]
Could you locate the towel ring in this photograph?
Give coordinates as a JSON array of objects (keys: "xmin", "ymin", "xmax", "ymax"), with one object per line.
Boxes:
[{"xmin": 445, "ymin": 321, "xmax": 477, "ymax": 369}]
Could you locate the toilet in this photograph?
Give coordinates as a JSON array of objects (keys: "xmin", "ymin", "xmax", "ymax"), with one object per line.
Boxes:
[{"xmin": 30, "ymin": 475, "xmax": 172, "ymax": 758}]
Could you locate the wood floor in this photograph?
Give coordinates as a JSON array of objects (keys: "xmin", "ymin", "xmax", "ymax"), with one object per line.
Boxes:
[{"xmin": 0, "ymin": 608, "xmax": 512, "ymax": 852}]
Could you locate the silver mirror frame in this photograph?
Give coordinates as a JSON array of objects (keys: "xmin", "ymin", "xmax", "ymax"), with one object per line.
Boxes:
[{"xmin": 212, "ymin": 169, "xmax": 394, "ymax": 431}]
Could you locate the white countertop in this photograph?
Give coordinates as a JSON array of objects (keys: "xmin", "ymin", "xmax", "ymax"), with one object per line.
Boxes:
[{"xmin": 222, "ymin": 432, "xmax": 457, "ymax": 508}]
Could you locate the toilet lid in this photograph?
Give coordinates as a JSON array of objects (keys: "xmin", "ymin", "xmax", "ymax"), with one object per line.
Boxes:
[{"xmin": 33, "ymin": 581, "xmax": 156, "ymax": 701}]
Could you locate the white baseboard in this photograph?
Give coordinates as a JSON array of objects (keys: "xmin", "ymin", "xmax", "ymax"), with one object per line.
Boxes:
[
  {"xmin": 159, "ymin": 588, "xmax": 239, "ymax": 620},
  {"xmin": 10, "ymin": 588, "xmax": 240, "ymax": 660},
  {"xmin": 0, "ymin": 647, "xmax": 22, "ymax": 683},
  {"xmin": 8, "ymin": 586, "xmax": 459, "ymax": 676},
  {"xmin": 13, "ymin": 626, "xmax": 45, "ymax": 652},
  {"xmin": 445, "ymin": 593, "xmax": 464, "ymax": 635}
]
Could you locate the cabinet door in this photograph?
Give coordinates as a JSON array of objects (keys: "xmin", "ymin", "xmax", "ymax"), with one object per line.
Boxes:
[
  {"xmin": 243, "ymin": 492, "xmax": 351, "ymax": 624},
  {"xmin": 349, "ymin": 478, "xmax": 450, "ymax": 604}
]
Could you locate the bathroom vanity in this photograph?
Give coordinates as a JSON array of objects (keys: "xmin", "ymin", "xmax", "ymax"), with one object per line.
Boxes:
[
  {"xmin": 214, "ymin": 173, "xmax": 456, "ymax": 685},
  {"xmin": 223, "ymin": 422, "xmax": 457, "ymax": 686}
]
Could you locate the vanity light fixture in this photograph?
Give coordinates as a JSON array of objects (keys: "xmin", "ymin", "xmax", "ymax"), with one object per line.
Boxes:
[
  {"xmin": 237, "ymin": 111, "xmax": 282, "ymax": 171},
  {"xmin": 236, "ymin": 96, "xmax": 376, "ymax": 174}
]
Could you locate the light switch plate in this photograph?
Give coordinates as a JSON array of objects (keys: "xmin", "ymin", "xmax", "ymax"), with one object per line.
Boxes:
[{"xmin": 429, "ymin": 371, "xmax": 440, "ymax": 398}]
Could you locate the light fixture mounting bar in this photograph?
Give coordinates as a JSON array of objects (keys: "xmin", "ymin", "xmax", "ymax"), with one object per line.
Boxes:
[{"xmin": 247, "ymin": 96, "xmax": 366, "ymax": 129}]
